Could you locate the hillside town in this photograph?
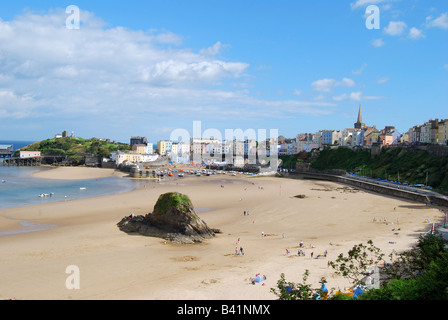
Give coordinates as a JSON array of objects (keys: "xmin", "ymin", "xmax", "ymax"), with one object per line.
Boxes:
[
  {"xmin": 109, "ymin": 105, "xmax": 448, "ymax": 168},
  {"xmin": 2, "ymin": 106, "xmax": 447, "ymax": 170}
]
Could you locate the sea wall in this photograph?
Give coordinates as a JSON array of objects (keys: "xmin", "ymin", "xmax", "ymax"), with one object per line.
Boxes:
[{"xmin": 283, "ymin": 171, "xmax": 448, "ymax": 208}]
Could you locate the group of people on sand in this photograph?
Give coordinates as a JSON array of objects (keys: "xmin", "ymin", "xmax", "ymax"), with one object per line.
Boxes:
[
  {"xmin": 284, "ymin": 241, "xmax": 327, "ymax": 259},
  {"xmin": 235, "ymin": 246, "xmax": 244, "ymax": 255},
  {"xmin": 235, "ymin": 237, "xmax": 245, "ymax": 255}
]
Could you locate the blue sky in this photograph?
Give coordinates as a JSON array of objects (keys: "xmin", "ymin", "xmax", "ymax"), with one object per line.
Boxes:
[{"xmin": 0, "ymin": 0, "xmax": 447, "ymax": 143}]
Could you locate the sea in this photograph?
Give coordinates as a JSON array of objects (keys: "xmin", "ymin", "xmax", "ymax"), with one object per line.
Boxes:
[{"xmin": 0, "ymin": 140, "xmax": 141, "ymax": 210}]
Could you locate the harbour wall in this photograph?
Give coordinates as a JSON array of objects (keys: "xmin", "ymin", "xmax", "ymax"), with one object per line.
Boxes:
[{"xmin": 282, "ymin": 171, "xmax": 448, "ymax": 208}]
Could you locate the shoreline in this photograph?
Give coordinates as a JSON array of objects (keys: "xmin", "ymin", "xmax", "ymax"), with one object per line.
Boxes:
[
  {"xmin": 0, "ymin": 166, "xmax": 139, "ymax": 212},
  {"xmin": 31, "ymin": 166, "xmax": 129, "ymax": 180},
  {"xmin": 0, "ymin": 166, "xmax": 445, "ymax": 300}
]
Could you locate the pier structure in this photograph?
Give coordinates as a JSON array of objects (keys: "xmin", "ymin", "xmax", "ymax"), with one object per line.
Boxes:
[
  {"xmin": 0, "ymin": 144, "xmax": 15, "ymax": 165},
  {"xmin": 2, "ymin": 156, "xmax": 42, "ymax": 167},
  {"xmin": 0, "ymin": 145, "xmax": 14, "ymax": 158},
  {"xmin": 2, "ymin": 151, "xmax": 42, "ymax": 167}
]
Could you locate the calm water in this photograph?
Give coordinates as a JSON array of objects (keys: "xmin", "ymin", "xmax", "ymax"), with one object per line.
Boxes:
[
  {"xmin": 0, "ymin": 140, "xmax": 36, "ymax": 150},
  {"xmin": 0, "ymin": 166, "xmax": 141, "ymax": 210}
]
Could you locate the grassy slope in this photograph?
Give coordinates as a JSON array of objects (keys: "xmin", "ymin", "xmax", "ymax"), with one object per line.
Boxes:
[{"xmin": 20, "ymin": 137, "xmax": 130, "ymax": 158}]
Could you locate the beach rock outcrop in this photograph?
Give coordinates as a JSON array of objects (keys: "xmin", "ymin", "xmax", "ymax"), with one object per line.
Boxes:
[{"xmin": 117, "ymin": 192, "xmax": 218, "ymax": 244}]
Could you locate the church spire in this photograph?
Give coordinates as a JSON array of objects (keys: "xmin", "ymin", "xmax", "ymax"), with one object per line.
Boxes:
[
  {"xmin": 354, "ymin": 104, "xmax": 365, "ymax": 129},
  {"xmin": 357, "ymin": 104, "xmax": 362, "ymax": 123}
]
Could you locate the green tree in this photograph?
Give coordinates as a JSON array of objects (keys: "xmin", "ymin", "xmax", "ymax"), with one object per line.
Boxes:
[
  {"xmin": 329, "ymin": 240, "xmax": 384, "ymax": 286},
  {"xmin": 270, "ymin": 271, "xmax": 327, "ymax": 300},
  {"xmin": 361, "ymin": 233, "xmax": 448, "ymax": 300}
]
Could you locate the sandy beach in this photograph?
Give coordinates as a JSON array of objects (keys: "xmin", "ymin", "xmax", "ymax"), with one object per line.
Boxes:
[
  {"xmin": 32, "ymin": 166, "xmax": 128, "ymax": 180},
  {"xmin": 0, "ymin": 166, "xmax": 445, "ymax": 300}
]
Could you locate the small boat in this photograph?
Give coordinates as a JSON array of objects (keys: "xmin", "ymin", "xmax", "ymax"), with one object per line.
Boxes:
[
  {"xmin": 178, "ymin": 173, "xmax": 184, "ymax": 177},
  {"xmin": 80, "ymin": 187, "xmax": 86, "ymax": 190}
]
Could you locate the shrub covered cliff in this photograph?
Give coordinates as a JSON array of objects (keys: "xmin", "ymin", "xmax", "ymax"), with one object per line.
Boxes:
[{"xmin": 310, "ymin": 147, "xmax": 448, "ymax": 192}]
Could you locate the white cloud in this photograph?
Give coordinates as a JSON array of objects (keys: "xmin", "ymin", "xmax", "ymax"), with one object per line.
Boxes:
[
  {"xmin": 0, "ymin": 89, "xmax": 38, "ymax": 118},
  {"xmin": 311, "ymin": 78, "xmax": 355, "ymax": 92},
  {"xmin": 312, "ymin": 79, "xmax": 337, "ymax": 92},
  {"xmin": 350, "ymin": 0, "xmax": 389, "ymax": 10},
  {"xmin": 0, "ymin": 9, "xmax": 251, "ymax": 120},
  {"xmin": 428, "ymin": 13, "xmax": 448, "ymax": 29},
  {"xmin": 371, "ymin": 38, "xmax": 385, "ymax": 47},
  {"xmin": 293, "ymin": 89, "xmax": 302, "ymax": 96},
  {"xmin": 314, "ymin": 94, "xmax": 326, "ymax": 101},
  {"xmin": 0, "ymin": 8, "xmax": 342, "ymax": 134},
  {"xmin": 340, "ymin": 78, "xmax": 356, "ymax": 87},
  {"xmin": 148, "ymin": 29, "xmax": 184, "ymax": 46},
  {"xmin": 333, "ymin": 92, "xmax": 363, "ymax": 101},
  {"xmin": 352, "ymin": 64, "xmax": 368, "ymax": 75},
  {"xmin": 200, "ymin": 41, "xmax": 229, "ymax": 56},
  {"xmin": 384, "ymin": 21, "xmax": 407, "ymax": 36},
  {"xmin": 377, "ymin": 77, "xmax": 390, "ymax": 84},
  {"xmin": 408, "ymin": 27, "xmax": 425, "ymax": 39},
  {"xmin": 333, "ymin": 91, "xmax": 386, "ymax": 101}
]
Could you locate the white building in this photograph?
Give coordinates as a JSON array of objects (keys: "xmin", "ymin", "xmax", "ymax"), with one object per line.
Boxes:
[
  {"xmin": 352, "ymin": 129, "xmax": 365, "ymax": 147},
  {"xmin": 19, "ymin": 151, "xmax": 41, "ymax": 158},
  {"xmin": 339, "ymin": 128, "xmax": 355, "ymax": 146},
  {"xmin": 321, "ymin": 130, "xmax": 342, "ymax": 145},
  {"xmin": 114, "ymin": 152, "xmax": 158, "ymax": 165},
  {"xmin": 141, "ymin": 154, "xmax": 159, "ymax": 163},
  {"xmin": 300, "ymin": 142, "xmax": 319, "ymax": 152},
  {"xmin": 287, "ymin": 142, "xmax": 297, "ymax": 155},
  {"xmin": 177, "ymin": 142, "xmax": 190, "ymax": 155}
]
